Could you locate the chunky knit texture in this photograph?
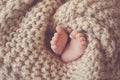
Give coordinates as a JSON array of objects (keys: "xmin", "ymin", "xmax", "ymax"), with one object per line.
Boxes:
[{"xmin": 0, "ymin": 0, "xmax": 120, "ymax": 80}]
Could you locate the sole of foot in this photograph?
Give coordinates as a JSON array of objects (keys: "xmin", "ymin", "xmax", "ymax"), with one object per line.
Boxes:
[
  {"xmin": 61, "ymin": 31, "xmax": 87, "ymax": 62},
  {"xmin": 50, "ymin": 25, "xmax": 68, "ymax": 55}
]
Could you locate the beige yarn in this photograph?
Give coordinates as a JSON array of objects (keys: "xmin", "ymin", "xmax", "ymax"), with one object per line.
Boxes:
[{"xmin": 0, "ymin": 0, "xmax": 120, "ymax": 80}]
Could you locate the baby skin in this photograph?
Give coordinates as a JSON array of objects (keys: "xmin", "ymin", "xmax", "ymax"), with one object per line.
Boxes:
[{"xmin": 50, "ymin": 25, "xmax": 87, "ymax": 62}]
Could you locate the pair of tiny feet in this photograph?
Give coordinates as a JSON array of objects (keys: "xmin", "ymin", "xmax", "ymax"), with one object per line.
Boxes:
[{"xmin": 50, "ymin": 25, "xmax": 87, "ymax": 63}]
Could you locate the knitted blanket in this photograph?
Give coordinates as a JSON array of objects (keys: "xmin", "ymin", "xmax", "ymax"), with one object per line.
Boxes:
[{"xmin": 0, "ymin": 0, "xmax": 120, "ymax": 80}]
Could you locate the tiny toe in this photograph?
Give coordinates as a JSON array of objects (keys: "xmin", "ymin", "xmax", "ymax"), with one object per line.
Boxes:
[
  {"xmin": 79, "ymin": 37, "xmax": 86, "ymax": 41},
  {"xmin": 76, "ymin": 33, "xmax": 84, "ymax": 38},
  {"xmin": 52, "ymin": 37, "xmax": 58, "ymax": 41},
  {"xmin": 54, "ymin": 33, "xmax": 60, "ymax": 38},
  {"xmin": 56, "ymin": 25, "xmax": 64, "ymax": 33},
  {"xmin": 70, "ymin": 30, "xmax": 78, "ymax": 39},
  {"xmin": 50, "ymin": 40, "xmax": 56, "ymax": 45},
  {"xmin": 51, "ymin": 45, "xmax": 57, "ymax": 49},
  {"xmin": 81, "ymin": 41, "xmax": 87, "ymax": 46},
  {"xmin": 50, "ymin": 41, "xmax": 53, "ymax": 44},
  {"xmin": 51, "ymin": 38, "xmax": 58, "ymax": 45}
]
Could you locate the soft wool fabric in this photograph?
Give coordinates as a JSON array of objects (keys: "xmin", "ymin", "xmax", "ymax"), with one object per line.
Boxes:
[{"xmin": 0, "ymin": 0, "xmax": 120, "ymax": 80}]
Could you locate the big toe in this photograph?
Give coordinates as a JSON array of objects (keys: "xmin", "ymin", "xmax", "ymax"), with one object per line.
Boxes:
[
  {"xmin": 70, "ymin": 30, "xmax": 79, "ymax": 39},
  {"xmin": 56, "ymin": 25, "xmax": 65, "ymax": 33}
]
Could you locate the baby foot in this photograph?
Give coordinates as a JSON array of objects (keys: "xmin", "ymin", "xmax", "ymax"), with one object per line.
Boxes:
[
  {"xmin": 50, "ymin": 25, "xmax": 68, "ymax": 55},
  {"xmin": 61, "ymin": 31, "xmax": 87, "ymax": 62}
]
